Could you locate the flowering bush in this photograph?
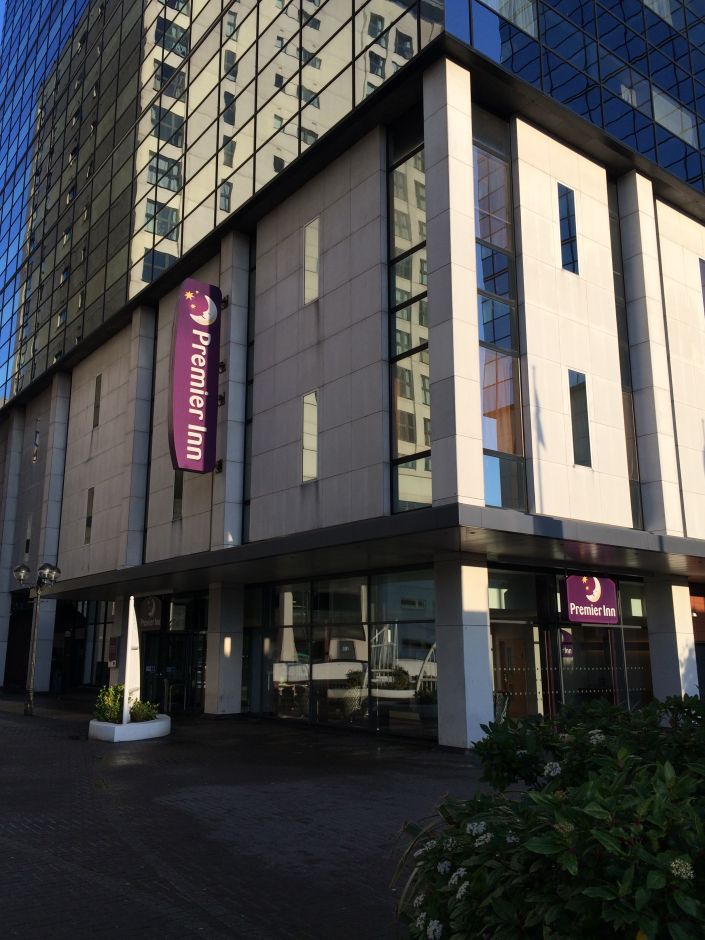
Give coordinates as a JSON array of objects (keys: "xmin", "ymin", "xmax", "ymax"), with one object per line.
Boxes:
[{"xmin": 396, "ymin": 698, "xmax": 705, "ymax": 939}]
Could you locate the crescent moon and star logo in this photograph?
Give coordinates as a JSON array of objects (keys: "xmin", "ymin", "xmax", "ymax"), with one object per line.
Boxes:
[
  {"xmin": 581, "ymin": 575, "xmax": 602, "ymax": 604},
  {"xmin": 184, "ymin": 289, "xmax": 218, "ymax": 327}
]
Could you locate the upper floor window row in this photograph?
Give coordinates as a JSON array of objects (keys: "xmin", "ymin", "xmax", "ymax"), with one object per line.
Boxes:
[{"xmin": 558, "ymin": 183, "xmax": 578, "ymax": 274}]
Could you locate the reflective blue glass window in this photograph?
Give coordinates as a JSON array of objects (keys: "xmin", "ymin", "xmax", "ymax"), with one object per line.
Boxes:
[{"xmin": 558, "ymin": 183, "xmax": 579, "ymax": 273}]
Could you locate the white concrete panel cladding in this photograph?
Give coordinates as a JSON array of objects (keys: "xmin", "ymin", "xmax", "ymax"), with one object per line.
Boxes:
[
  {"xmin": 59, "ymin": 327, "xmax": 135, "ymax": 578},
  {"xmin": 424, "ymin": 60, "xmax": 484, "ymax": 508},
  {"xmin": 513, "ymin": 119, "xmax": 632, "ymax": 527},
  {"xmin": 655, "ymin": 200, "xmax": 705, "ymax": 540},
  {"xmin": 617, "ymin": 173, "xmax": 683, "ymax": 536},
  {"xmin": 146, "ymin": 256, "xmax": 221, "ymax": 563},
  {"xmin": 248, "ymin": 129, "xmax": 388, "ymax": 541}
]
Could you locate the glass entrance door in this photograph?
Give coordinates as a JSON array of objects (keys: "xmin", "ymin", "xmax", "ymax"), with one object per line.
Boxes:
[{"xmin": 491, "ymin": 620, "xmax": 558, "ymax": 720}]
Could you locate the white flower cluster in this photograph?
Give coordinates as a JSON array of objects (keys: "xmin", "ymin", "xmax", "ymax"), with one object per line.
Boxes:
[
  {"xmin": 543, "ymin": 761, "xmax": 561, "ymax": 778},
  {"xmin": 466, "ymin": 820, "xmax": 487, "ymax": 836},
  {"xmin": 436, "ymin": 860, "xmax": 451, "ymax": 875},
  {"xmin": 670, "ymin": 858, "xmax": 694, "ymax": 881},
  {"xmin": 449, "ymin": 867, "xmax": 467, "ymax": 887},
  {"xmin": 444, "ymin": 837, "xmax": 456, "ymax": 851},
  {"xmin": 456, "ymin": 882, "xmax": 469, "ymax": 901},
  {"xmin": 506, "ymin": 832, "xmax": 519, "ymax": 845},
  {"xmin": 516, "ymin": 748, "xmax": 528, "ymax": 757},
  {"xmin": 415, "ymin": 912, "xmax": 427, "ymax": 930},
  {"xmin": 413, "ymin": 894, "xmax": 425, "ymax": 909},
  {"xmin": 426, "ymin": 919, "xmax": 443, "ymax": 939},
  {"xmin": 588, "ymin": 729, "xmax": 606, "ymax": 745},
  {"xmin": 414, "ymin": 839, "xmax": 437, "ymax": 858},
  {"xmin": 474, "ymin": 832, "xmax": 492, "ymax": 848}
]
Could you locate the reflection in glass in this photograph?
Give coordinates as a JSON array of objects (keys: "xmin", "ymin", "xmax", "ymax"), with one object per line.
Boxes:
[
  {"xmin": 393, "ymin": 457, "xmax": 432, "ymax": 510},
  {"xmin": 311, "ymin": 622, "xmax": 369, "ymax": 724},
  {"xmin": 370, "ymin": 622, "xmax": 437, "ymax": 738},
  {"xmin": 481, "ymin": 347, "xmax": 522, "ymax": 454}
]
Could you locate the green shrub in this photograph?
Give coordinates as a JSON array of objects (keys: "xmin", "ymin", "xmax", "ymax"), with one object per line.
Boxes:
[
  {"xmin": 396, "ymin": 698, "xmax": 705, "ymax": 940},
  {"xmin": 129, "ymin": 698, "xmax": 159, "ymax": 722},
  {"xmin": 94, "ymin": 684, "xmax": 124, "ymax": 723}
]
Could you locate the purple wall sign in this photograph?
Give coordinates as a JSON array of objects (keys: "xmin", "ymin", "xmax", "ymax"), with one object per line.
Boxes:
[
  {"xmin": 566, "ymin": 575, "xmax": 619, "ymax": 625},
  {"xmin": 168, "ymin": 278, "xmax": 222, "ymax": 473}
]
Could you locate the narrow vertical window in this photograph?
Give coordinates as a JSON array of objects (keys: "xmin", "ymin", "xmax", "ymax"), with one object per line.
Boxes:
[
  {"xmin": 558, "ymin": 184, "xmax": 578, "ymax": 273},
  {"xmin": 302, "ymin": 390, "xmax": 318, "ymax": 482},
  {"xmin": 32, "ymin": 425, "xmax": 40, "ymax": 463},
  {"xmin": 699, "ymin": 259, "xmax": 705, "ymax": 314},
  {"xmin": 85, "ymin": 487, "xmax": 95, "ymax": 543},
  {"xmin": 24, "ymin": 516, "xmax": 32, "ymax": 558},
  {"xmin": 92, "ymin": 373, "xmax": 102, "ymax": 428},
  {"xmin": 568, "ymin": 370, "xmax": 591, "ymax": 467},
  {"xmin": 303, "ymin": 218, "xmax": 320, "ymax": 304},
  {"xmin": 173, "ymin": 469, "xmax": 183, "ymax": 521}
]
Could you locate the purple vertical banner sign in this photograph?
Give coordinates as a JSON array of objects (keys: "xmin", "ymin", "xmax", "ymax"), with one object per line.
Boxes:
[
  {"xmin": 168, "ymin": 278, "xmax": 222, "ymax": 473},
  {"xmin": 566, "ymin": 575, "xmax": 619, "ymax": 624}
]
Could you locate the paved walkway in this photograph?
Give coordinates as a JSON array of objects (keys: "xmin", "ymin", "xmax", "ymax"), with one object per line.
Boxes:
[{"xmin": 0, "ymin": 695, "xmax": 482, "ymax": 940}]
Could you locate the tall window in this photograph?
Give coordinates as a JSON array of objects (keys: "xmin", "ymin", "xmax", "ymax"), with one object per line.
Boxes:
[
  {"xmin": 173, "ymin": 469, "xmax": 183, "ymax": 521},
  {"xmin": 92, "ymin": 374, "xmax": 102, "ymax": 428},
  {"xmin": 558, "ymin": 183, "xmax": 579, "ymax": 273},
  {"xmin": 154, "ymin": 60, "xmax": 185, "ymax": 99},
  {"xmin": 474, "ymin": 111, "xmax": 526, "ymax": 510},
  {"xmin": 700, "ymin": 259, "xmax": 705, "ymax": 314},
  {"xmin": 303, "ymin": 218, "xmax": 320, "ymax": 303},
  {"xmin": 85, "ymin": 487, "xmax": 94, "ymax": 544},
  {"xmin": 389, "ymin": 125, "xmax": 429, "ymax": 512},
  {"xmin": 569, "ymin": 370, "xmax": 591, "ymax": 467},
  {"xmin": 302, "ymin": 391, "xmax": 318, "ymax": 482},
  {"xmin": 222, "ymin": 135, "xmax": 236, "ymax": 167}
]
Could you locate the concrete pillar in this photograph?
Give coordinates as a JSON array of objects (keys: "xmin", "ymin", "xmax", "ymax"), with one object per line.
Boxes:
[
  {"xmin": 34, "ymin": 373, "xmax": 71, "ymax": 691},
  {"xmin": 423, "ymin": 59, "xmax": 484, "ymax": 508},
  {"xmin": 119, "ymin": 307, "xmax": 156, "ymax": 567},
  {"xmin": 211, "ymin": 233, "xmax": 249, "ymax": 550},
  {"xmin": 617, "ymin": 172, "xmax": 683, "ymax": 535},
  {"xmin": 645, "ymin": 579, "xmax": 697, "ymax": 699},
  {"xmin": 435, "ymin": 559, "xmax": 493, "ymax": 747},
  {"xmin": 0, "ymin": 408, "xmax": 25, "ymax": 686},
  {"xmin": 204, "ymin": 583, "xmax": 244, "ymax": 714}
]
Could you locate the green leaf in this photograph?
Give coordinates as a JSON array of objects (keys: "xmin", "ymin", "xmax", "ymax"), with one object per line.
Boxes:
[
  {"xmin": 673, "ymin": 890, "xmax": 701, "ymax": 918},
  {"xmin": 558, "ymin": 852, "xmax": 578, "ymax": 876},
  {"xmin": 524, "ymin": 836, "xmax": 562, "ymax": 856},
  {"xmin": 646, "ymin": 870, "xmax": 666, "ymax": 891},
  {"xmin": 590, "ymin": 830, "xmax": 624, "ymax": 855},
  {"xmin": 582, "ymin": 802, "xmax": 611, "ymax": 820},
  {"xmin": 582, "ymin": 886, "xmax": 616, "ymax": 900},
  {"xmin": 663, "ymin": 762, "xmax": 676, "ymax": 784},
  {"xmin": 635, "ymin": 887, "xmax": 650, "ymax": 911},
  {"xmin": 668, "ymin": 923, "xmax": 696, "ymax": 940}
]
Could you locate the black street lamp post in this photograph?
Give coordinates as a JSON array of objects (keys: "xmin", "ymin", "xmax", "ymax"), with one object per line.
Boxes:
[{"xmin": 12, "ymin": 562, "xmax": 61, "ymax": 716}]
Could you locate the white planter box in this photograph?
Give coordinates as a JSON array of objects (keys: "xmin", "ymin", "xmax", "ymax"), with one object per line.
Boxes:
[{"xmin": 88, "ymin": 714, "xmax": 171, "ymax": 742}]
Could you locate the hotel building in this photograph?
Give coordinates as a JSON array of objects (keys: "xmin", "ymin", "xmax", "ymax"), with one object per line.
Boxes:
[{"xmin": 1, "ymin": 0, "xmax": 705, "ymax": 745}]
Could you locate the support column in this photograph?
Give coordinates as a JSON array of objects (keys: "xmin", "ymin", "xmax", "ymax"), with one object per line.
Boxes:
[
  {"xmin": 211, "ymin": 233, "xmax": 249, "ymax": 549},
  {"xmin": 35, "ymin": 373, "xmax": 71, "ymax": 691},
  {"xmin": 618, "ymin": 172, "xmax": 683, "ymax": 535},
  {"xmin": 119, "ymin": 307, "xmax": 156, "ymax": 567},
  {"xmin": 645, "ymin": 579, "xmax": 697, "ymax": 699},
  {"xmin": 116, "ymin": 597, "xmax": 141, "ymax": 720},
  {"xmin": 435, "ymin": 559, "xmax": 493, "ymax": 747},
  {"xmin": 423, "ymin": 59, "xmax": 484, "ymax": 507},
  {"xmin": 204, "ymin": 583, "xmax": 244, "ymax": 714},
  {"xmin": 0, "ymin": 408, "xmax": 25, "ymax": 686}
]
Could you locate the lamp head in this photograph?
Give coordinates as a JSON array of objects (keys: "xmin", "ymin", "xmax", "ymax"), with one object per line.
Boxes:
[
  {"xmin": 37, "ymin": 563, "xmax": 61, "ymax": 586},
  {"xmin": 12, "ymin": 564, "xmax": 30, "ymax": 585}
]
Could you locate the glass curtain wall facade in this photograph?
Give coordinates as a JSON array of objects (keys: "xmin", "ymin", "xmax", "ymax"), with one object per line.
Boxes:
[
  {"xmin": 489, "ymin": 569, "xmax": 652, "ymax": 721},
  {"xmin": 466, "ymin": 0, "xmax": 705, "ymax": 190},
  {"xmin": 0, "ymin": 0, "xmax": 444, "ymax": 406},
  {"xmin": 473, "ymin": 109, "xmax": 526, "ymax": 509},
  {"xmin": 246, "ymin": 570, "xmax": 437, "ymax": 738},
  {"xmin": 388, "ymin": 118, "xmax": 431, "ymax": 511}
]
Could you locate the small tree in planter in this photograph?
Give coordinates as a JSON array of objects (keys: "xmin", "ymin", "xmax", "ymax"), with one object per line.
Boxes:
[{"xmin": 93, "ymin": 684, "xmax": 158, "ymax": 723}]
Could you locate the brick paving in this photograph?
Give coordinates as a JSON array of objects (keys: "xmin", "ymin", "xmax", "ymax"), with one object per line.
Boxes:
[{"xmin": 0, "ymin": 695, "xmax": 482, "ymax": 940}]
